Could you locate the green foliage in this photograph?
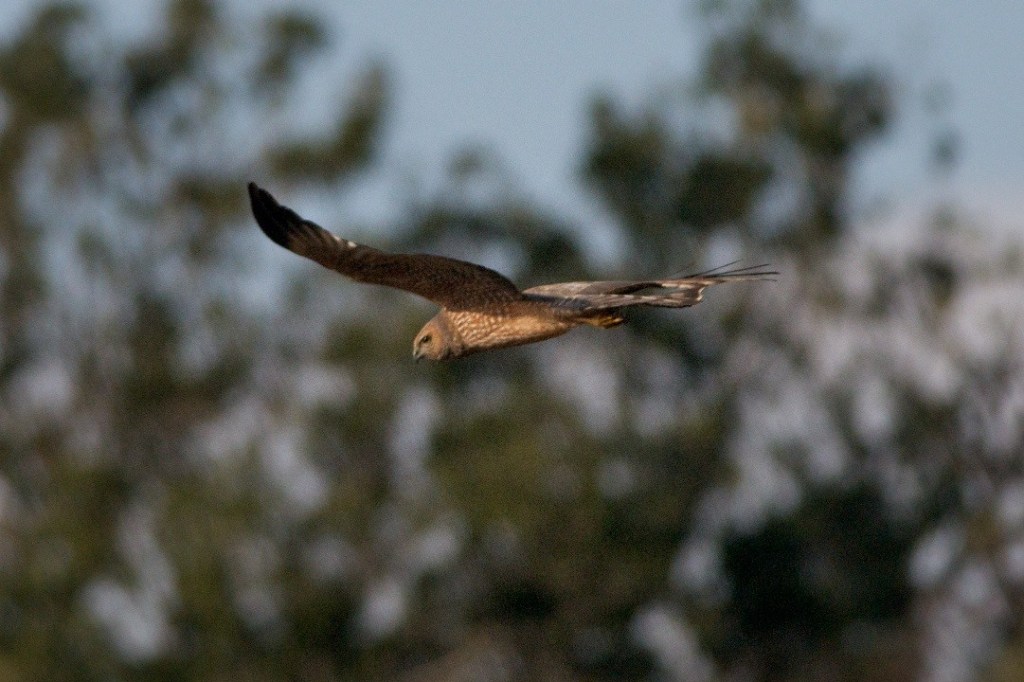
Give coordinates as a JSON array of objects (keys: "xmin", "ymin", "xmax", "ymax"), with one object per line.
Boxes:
[
  {"xmin": 269, "ymin": 63, "xmax": 389, "ymax": 182},
  {"xmin": 124, "ymin": 0, "xmax": 218, "ymax": 112},
  {"xmin": 0, "ymin": 4, "xmax": 88, "ymax": 123},
  {"xmin": 586, "ymin": 0, "xmax": 893, "ymax": 253},
  {"xmin": 258, "ymin": 12, "xmax": 328, "ymax": 88},
  {"xmin": 718, "ymin": 484, "xmax": 916, "ymax": 669},
  {"xmin": 0, "ymin": 0, "xmax": 1021, "ymax": 680}
]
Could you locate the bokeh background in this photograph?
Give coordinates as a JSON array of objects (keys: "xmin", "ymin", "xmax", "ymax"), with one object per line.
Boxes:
[{"xmin": 1, "ymin": 0, "xmax": 1023, "ymax": 680}]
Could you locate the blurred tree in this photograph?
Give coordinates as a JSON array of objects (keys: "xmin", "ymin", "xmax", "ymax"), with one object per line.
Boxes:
[
  {"xmin": 578, "ymin": 1, "xmax": 1022, "ymax": 681},
  {"xmin": 0, "ymin": 0, "xmax": 1022, "ymax": 681},
  {"xmin": 585, "ymin": 0, "xmax": 891, "ymax": 254},
  {"xmin": 0, "ymin": 0, "xmax": 391, "ymax": 678}
]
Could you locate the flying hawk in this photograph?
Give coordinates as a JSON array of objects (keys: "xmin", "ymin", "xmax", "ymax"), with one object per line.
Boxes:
[{"xmin": 249, "ymin": 183, "xmax": 776, "ymax": 361}]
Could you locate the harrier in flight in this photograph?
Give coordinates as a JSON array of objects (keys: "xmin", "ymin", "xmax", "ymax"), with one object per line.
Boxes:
[{"xmin": 248, "ymin": 183, "xmax": 775, "ymax": 361}]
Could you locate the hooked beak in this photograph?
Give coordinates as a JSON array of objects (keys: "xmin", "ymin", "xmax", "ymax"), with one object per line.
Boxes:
[{"xmin": 413, "ymin": 348, "xmax": 423, "ymax": 363}]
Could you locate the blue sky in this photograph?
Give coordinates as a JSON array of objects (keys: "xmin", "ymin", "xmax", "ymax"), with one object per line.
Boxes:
[{"xmin": 4, "ymin": 0, "xmax": 1022, "ymax": 226}]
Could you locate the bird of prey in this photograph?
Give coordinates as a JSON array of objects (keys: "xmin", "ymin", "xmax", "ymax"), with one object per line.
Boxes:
[{"xmin": 248, "ymin": 183, "xmax": 776, "ymax": 361}]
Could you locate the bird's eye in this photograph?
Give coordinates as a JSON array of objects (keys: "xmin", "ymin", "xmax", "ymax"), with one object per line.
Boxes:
[{"xmin": 420, "ymin": 334, "xmax": 432, "ymax": 345}]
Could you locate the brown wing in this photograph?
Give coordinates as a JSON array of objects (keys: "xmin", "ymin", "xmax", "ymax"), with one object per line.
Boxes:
[
  {"xmin": 249, "ymin": 183, "xmax": 522, "ymax": 309},
  {"xmin": 523, "ymin": 264, "xmax": 777, "ymax": 311}
]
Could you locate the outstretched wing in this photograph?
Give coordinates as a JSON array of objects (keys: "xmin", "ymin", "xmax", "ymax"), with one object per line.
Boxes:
[
  {"xmin": 248, "ymin": 183, "xmax": 522, "ymax": 309},
  {"xmin": 523, "ymin": 264, "xmax": 777, "ymax": 311}
]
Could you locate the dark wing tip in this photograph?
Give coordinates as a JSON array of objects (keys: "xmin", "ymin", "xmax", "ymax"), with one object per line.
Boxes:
[{"xmin": 248, "ymin": 181, "xmax": 304, "ymax": 250}]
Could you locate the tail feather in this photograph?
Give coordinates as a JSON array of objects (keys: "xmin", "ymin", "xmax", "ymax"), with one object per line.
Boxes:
[
  {"xmin": 525, "ymin": 263, "xmax": 777, "ymax": 315},
  {"xmin": 667, "ymin": 263, "xmax": 778, "ymax": 283},
  {"xmin": 682, "ymin": 262, "xmax": 775, "ymax": 278}
]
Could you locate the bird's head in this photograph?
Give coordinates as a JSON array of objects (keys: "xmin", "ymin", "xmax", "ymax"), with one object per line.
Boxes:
[{"xmin": 412, "ymin": 314, "xmax": 458, "ymax": 362}]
